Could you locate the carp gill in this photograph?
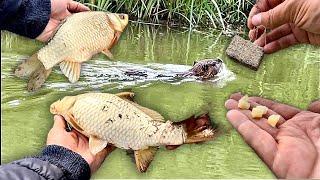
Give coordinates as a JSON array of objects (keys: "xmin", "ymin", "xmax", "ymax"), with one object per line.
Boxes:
[
  {"xmin": 15, "ymin": 11, "xmax": 129, "ymax": 91},
  {"xmin": 50, "ymin": 92, "xmax": 216, "ymax": 172}
]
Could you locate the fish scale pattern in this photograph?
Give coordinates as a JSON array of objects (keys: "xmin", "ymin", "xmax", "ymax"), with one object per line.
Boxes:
[
  {"xmin": 70, "ymin": 93, "xmax": 185, "ymax": 150},
  {"xmin": 38, "ymin": 12, "xmax": 114, "ymax": 70}
]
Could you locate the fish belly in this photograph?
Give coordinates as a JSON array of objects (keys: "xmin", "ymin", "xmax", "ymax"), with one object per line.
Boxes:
[{"xmin": 71, "ymin": 93, "xmax": 186, "ymax": 150}]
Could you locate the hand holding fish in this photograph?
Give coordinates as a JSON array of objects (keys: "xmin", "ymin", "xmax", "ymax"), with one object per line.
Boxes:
[
  {"xmin": 47, "ymin": 115, "xmax": 115, "ymax": 173},
  {"xmin": 225, "ymin": 93, "xmax": 320, "ymax": 178},
  {"xmin": 247, "ymin": 0, "xmax": 320, "ymax": 54},
  {"xmin": 37, "ymin": 0, "xmax": 90, "ymax": 42}
]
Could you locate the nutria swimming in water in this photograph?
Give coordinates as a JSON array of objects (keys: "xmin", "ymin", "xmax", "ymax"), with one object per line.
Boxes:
[
  {"xmin": 124, "ymin": 58, "xmax": 223, "ymax": 80},
  {"xmin": 180, "ymin": 58, "xmax": 223, "ymax": 80}
]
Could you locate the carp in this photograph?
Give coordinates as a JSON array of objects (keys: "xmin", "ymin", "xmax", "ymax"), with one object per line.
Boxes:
[
  {"xmin": 50, "ymin": 92, "xmax": 216, "ymax": 172},
  {"xmin": 14, "ymin": 11, "xmax": 129, "ymax": 91}
]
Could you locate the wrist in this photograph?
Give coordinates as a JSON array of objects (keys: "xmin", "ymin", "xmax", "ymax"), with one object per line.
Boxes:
[{"xmin": 36, "ymin": 145, "xmax": 91, "ymax": 180}]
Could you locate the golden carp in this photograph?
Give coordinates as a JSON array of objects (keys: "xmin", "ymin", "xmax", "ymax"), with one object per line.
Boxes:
[
  {"xmin": 15, "ymin": 11, "xmax": 129, "ymax": 91},
  {"xmin": 50, "ymin": 92, "xmax": 216, "ymax": 172}
]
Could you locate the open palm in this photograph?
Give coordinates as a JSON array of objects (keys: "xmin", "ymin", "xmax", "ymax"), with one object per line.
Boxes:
[{"xmin": 225, "ymin": 93, "xmax": 320, "ymax": 178}]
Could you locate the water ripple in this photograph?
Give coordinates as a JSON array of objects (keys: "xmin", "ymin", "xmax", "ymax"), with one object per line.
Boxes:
[{"xmin": 46, "ymin": 60, "xmax": 236, "ymax": 90}]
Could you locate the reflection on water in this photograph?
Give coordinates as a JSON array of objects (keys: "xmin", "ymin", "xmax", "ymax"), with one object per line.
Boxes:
[{"xmin": 1, "ymin": 24, "xmax": 319, "ymax": 178}]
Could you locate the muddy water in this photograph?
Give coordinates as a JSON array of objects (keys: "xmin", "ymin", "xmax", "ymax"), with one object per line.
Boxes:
[{"xmin": 1, "ymin": 24, "xmax": 319, "ymax": 178}]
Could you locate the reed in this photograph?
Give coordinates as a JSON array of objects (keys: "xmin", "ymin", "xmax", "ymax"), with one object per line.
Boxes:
[{"xmin": 76, "ymin": 0, "xmax": 254, "ymax": 30}]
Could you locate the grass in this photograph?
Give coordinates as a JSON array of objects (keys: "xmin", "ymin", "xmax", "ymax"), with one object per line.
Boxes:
[{"xmin": 76, "ymin": 0, "xmax": 254, "ymax": 30}]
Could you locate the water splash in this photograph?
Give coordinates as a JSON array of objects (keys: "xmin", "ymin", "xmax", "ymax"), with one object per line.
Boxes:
[{"xmin": 46, "ymin": 59, "xmax": 235, "ymax": 90}]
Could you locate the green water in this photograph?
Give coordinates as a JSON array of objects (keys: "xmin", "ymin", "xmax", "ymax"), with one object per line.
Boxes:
[{"xmin": 1, "ymin": 25, "xmax": 319, "ymax": 179}]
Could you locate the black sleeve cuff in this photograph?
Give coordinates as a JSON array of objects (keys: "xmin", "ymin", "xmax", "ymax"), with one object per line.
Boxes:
[
  {"xmin": 0, "ymin": 0, "xmax": 51, "ymax": 39},
  {"xmin": 36, "ymin": 145, "xmax": 91, "ymax": 180}
]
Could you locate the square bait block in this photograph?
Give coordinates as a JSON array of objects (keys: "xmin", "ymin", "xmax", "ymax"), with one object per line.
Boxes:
[{"xmin": 226, "ymin": 35, "xmax": 264, "ymax": 70}]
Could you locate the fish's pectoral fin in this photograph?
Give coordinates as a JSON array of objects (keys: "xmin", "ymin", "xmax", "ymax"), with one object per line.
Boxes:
[
  {"xmin": 124, "ymin": 100, "xmax": 165, "ymax": 122},
  {"xmin": 64, "ymin": 112, "xmax": 84, "ymax": 132},
  {"xmin": 134, "ymin": 147, "xmax": 158, "ymax": 173},
  {"xmin": 89, "ymin": 136, "xmax": 108, "ymax": 155},
  {"xmin": 116, "ymin": 92, "xmax": 135, "ymax": 101},
  {"xmin": 102, "ymin": 49, "xmax": 114, "ymax": 60},
  {"xmin": 60, "ymin": 61, "xmax": 81, "ymax": 83},
  {"xmin": 27, "ymin": 64, "xmax": 52, "ymax": 92}
]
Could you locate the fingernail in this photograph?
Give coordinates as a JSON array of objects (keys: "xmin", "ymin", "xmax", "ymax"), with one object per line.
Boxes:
[{"xmin": 252, "ymin": 14, "xmax": 262, "ymax": 26}]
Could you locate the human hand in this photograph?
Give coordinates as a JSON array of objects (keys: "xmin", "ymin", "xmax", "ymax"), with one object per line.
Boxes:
[
  {"xmin": 47, "ymin": 115, "xmax": 115, "ymax": 173},
  {"xmin": 36, "ymin": 0, "xmax": 90, "ymax": 42},
  {"xmin": 225, "ymin": 93, "xmax": 320, "ymax": 178},
  {"xmin": 247, "ymin": 0, "xmax": 320, "ymax": 54}
]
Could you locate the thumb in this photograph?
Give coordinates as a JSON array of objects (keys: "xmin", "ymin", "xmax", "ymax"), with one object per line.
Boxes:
[
  {"xmin": 307, "ymin": 100, "xmax": 320, "ymax": 114},
  {"xmin": 252, "ymin": 1, "xmax": 291, "ymax": 29},
  {"xmin": 53, "ymin": 115, "xmax": 67, "ymax": 130}
]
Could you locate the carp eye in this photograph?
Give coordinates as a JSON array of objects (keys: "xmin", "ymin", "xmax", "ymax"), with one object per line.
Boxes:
[{"xmin": 119, "ymin": 14, "xmax": 125, "ymax": 20}]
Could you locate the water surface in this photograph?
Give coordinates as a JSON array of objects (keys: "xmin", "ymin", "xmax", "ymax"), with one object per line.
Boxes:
[{"xmin": 1, "ymin": 25, "xmax": 319, "ymax": 178}]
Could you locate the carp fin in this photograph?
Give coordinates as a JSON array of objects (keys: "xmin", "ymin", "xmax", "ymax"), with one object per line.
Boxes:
[
  {"xmin": 89, "ymin": 136, "xmax": 108, "ymax": 155},
  {"xmin": 125, "ymin": 100, "xmax": 165, "ymax": 122},
  {"xmin": 116, "ymin": 92, "xmax": 135, "ymax": 101},
  {"xmin": 15, "ymin": 53, "xmax": 42, "ymax": 78},
  {"xmin": 102, "ymin": 49, "xmax": 113, "ymax": 59},
  {"xmin": 182, "ymin": 113, "xmax": 216, "ymax": 144},
  {"xmin": 27, "ymin": 64, "xmax": 52, "ymax": 92},
  {"xmin": 134, "ymin": 147, "xmax": 158, "ymax": 173},
  {"xmin": 60, "ymin": 61, "xmax": 81, "ymax": 83},
  {"xmin": 64, "ymin": 112, "xmax": 84, "ymax": 132}
]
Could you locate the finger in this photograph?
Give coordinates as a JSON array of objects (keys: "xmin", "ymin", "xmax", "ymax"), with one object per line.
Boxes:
[
  {"xmin": 227, "ymin": 110, "xmax": 277, "ymax": 168},
  {"xmin": 53, "ymin": 115, "xmax": 66, "ymax": 130},
  {"xmin": 229, "ymin": 92, "xmax": 243, "ymax": 100},
  {"xmin": 249, "ymin": 25, "xmax": 266, "ymax": 41},
  {"xmin": 69, "ymin": 129, "xmax": 79, "ymax": 144},
  {"xmin": 229, "ymin": 92, "xmax": 300, "ymax": 120},
  {"xmin": 68, "ymin": 1, "xmax": 90, "ymax": 13},
  {"xmin": 263, "ymin": 33, "xmax": 299, "ymax": 54},
  {"xmin": 36, "ymin": 19, "xmax": 61, "ymax": 42},
  {"xmin": 226, "ymin": 98, "xmax": 286, "ymax": 124},
  {"xmin": 252, "ymin": 1, "xmax": 290, "ymax": 29},
  {"xmin": 166, "ymin": 145, "xmax": 181, "ymax": 150},
  {"xmin": 249, "ymin": 96, "xmax": 301, "ymax": 120},
  {"xmin": 307, "ymin": 100, "xmax": 320, "ymax": 114},
  {"xmin": 98, "ymin": 145, "xmax": 116, "ymax": 157},
  {"xmin": 225, "ymin": 99, "xmax": 281, "ymax": 137},
  {"xmin": 254, "ymin": 23, "xmax": 292, "ymax": 47},
  {"xmin": 248, "ymin": 0, "xmax": 284, "ymax": 29}
]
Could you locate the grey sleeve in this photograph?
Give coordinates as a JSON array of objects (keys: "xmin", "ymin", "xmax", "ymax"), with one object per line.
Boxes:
[
  {"xmin": 0, "ymin": 158, "xmax": 64, "ymax": 180},
  {"xmin": 0, "ymin": 145, "xmax": 91, "ymax": 180}
]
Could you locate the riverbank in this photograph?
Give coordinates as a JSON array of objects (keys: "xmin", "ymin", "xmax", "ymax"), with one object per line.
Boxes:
[{"xmin": 76, "ymin": 0, "xmax": 254, "ymax": 30}]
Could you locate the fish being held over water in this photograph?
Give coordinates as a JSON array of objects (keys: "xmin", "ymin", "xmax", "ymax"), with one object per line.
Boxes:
[
  {"xmin": 50, "ymin": 92, "xmax": 216, "ymax": 172},
  {"xmin": 15, "ymin": 11, "xmax": 129, "ymax": 91}
]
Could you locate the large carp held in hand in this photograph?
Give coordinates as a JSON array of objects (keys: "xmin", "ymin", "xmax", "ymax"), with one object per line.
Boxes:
[
  {"xmin": 14, "ymin": 12, "xmax": 129, "ymax": 91},
  {"xmin": 50, "ymin": 92, "xmax": 216, "ymax": 172}
]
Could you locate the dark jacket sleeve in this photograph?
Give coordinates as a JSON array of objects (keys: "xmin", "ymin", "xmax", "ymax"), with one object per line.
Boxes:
[
  {"xmin": 0, "ymin": 0, "xmax": 51, "ymax": 39},
  {"xmin": 0, "ymin": 145, "xmax": 91, "ymax": 180}
]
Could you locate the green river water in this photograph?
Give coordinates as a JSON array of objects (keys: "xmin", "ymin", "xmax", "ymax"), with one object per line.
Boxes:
[{"xmin": 1, "ymin": 25, "xmax": 319, "ymax": 179}]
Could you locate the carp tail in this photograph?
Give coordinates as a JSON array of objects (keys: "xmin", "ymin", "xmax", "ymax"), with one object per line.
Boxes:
[
  {"xmin": 14, "ymin": 52, "xmax": 52, "ymax": 91},
  {"xmin": 166, "ymin": 113, "xmax": 217, "ymax": 150}
]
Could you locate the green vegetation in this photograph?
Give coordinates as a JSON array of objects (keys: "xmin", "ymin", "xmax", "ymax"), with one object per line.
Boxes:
[{"xmin": 76, "ymin": 0, "xmax": 254, "ymax": 30}]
